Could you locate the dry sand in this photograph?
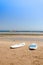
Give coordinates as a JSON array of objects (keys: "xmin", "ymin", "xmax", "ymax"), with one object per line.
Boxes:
[{"xmin": 0, "ymin": 35, "xmax": 43, "ymax": 65}]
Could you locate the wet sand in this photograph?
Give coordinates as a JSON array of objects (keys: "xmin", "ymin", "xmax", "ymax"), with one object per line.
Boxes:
[{"xmin": 0, "ymin": 35, "xmax": 43, "ymax": 65}]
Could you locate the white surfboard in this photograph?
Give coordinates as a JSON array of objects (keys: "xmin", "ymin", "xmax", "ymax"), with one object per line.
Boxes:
[
  {"xmin": 29, "ymin": 43, "xmax": 37, "ymax": 50},
  {"xmin": 10, "ymin": 42, "xmax": 25, "ymax": 49}
]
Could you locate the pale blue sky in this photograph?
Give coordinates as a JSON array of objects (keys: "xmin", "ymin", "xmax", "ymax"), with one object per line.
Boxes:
[{"xmin": 0, "ymin": 0, "xmax": 43, "ymax": 31}]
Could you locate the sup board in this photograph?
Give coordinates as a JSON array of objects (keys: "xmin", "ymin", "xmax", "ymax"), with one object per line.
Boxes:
[{"xmin": 10, "ymin": 42, "xmax": 25, "ymax": 49}]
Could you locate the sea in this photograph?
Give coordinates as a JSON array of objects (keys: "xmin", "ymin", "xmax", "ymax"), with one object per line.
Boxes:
[
  {"xmin": 0, "ymin": 30, "xmax": 43, "ymax": 41},
  {"xmin": 0, "ymin": 30, "xmax": 43, "ymax": 34}
]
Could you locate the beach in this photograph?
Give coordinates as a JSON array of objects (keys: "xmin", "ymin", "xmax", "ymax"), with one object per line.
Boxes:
[{"xmin": 0, "ymin": 35, "xmax": 43, "ymax": 65}]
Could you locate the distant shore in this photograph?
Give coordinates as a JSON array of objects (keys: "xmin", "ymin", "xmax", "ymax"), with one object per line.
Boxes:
[{"xmin": 0, "ymin": 31, "xmax": 43, "ymax": 35}]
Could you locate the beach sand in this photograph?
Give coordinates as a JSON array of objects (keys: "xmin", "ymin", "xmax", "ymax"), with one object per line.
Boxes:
[{"xmin": 0, "ymin": 35, "xmax": 43, "ymax": 65}]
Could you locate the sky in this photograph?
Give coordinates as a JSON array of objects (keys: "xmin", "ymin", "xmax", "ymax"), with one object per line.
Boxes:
[{"xmin": 0, "ymin": 0, "xmax": 43, "ymax": 31}]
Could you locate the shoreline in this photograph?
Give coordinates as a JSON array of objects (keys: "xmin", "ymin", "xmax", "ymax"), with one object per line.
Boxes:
[{"xmin": 0, "ymin": 34, "xmax": 43, "ymax": 36}]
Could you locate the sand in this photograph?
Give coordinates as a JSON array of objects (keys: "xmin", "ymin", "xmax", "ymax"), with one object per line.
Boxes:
[{"xmin": 0, "ymin": 35, "xmax": 43, "ymax": 65}]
